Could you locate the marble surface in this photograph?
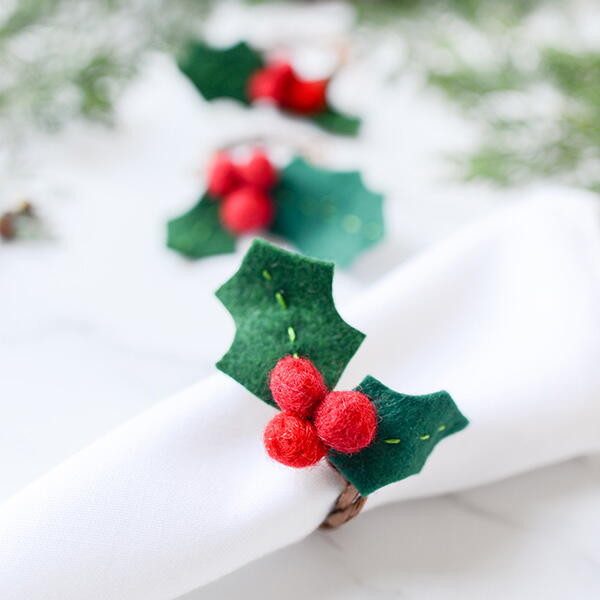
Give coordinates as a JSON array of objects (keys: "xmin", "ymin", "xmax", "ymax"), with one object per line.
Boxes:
[
  {"xmin": 183, "ymin": 456, "xmax": 600, "ymax": 600},
  {"xmin": 2, "ymin": 2, "xmax": 600, "ymax": 598}
]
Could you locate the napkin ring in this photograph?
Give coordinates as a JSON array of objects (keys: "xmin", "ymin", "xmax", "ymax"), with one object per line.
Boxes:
[
  {"xmin": 321, "ymin": 481, "xmax": 367, "ymax": 529},
  {"xmin": 214, "ymin": 240, "xmax": 469, "ymax": 526}
]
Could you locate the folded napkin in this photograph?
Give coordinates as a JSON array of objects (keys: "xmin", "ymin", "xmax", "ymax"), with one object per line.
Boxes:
[{"xmin": 1, "ymin": 195, "xmax": 599, "ymax": 600}]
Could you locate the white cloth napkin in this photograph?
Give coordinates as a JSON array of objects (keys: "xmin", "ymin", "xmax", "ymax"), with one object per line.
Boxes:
[{"xmin": 1, "ymin": 195, "xmax": 599, "ymax": 600}]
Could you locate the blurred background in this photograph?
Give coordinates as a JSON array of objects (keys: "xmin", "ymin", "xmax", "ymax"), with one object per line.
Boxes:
[
  {"xmin": 2, "ymin": 1, "xmax": 600, "ymax": 598},
  {"xmin": 3, "ymin": 0, "xmax": 600, "ymax": 188}
]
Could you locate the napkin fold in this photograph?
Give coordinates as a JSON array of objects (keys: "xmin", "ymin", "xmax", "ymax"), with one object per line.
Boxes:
[{"xmin": 1, "ymin": 195, "xmax": 599, "ymax": 600}]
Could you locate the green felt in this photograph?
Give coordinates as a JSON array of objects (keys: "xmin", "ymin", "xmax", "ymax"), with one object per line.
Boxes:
[
  {"xmin": 216, "ymin": 239, "xmax": 365, "ymax": 406},
  {"xmin": 311, "ymin": 105, "xmax": 361, "ymax": 136},
  {"xmin": 167, "ymin": 193, "xmax": 235, "ymax": 259},
  {"xmin": 177, "ymin": 41, "xmax": 264, "ymax": 104},
  {"xmin": 177, "ymin": 40, "xmax": 360, "ymax": 134},
  {"xmin": 271, "ymin": 157, "xmax": 384, "ymax": 267},
  {"xmin": 328, "ymin": 376, "xmax": 469, "ymax": 496}
]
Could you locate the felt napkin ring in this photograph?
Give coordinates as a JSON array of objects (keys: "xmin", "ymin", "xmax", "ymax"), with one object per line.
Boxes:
[
  {"xmin": 167, "ymin": 147, "xmax": 384, "ymax": 267},
  {"xmin": 178, "ymin": 40, "xmax": 361, "ymax": 136},
  {"xmin": 215, "ymin": 239, "xmax": 469, "ymax": 526}
]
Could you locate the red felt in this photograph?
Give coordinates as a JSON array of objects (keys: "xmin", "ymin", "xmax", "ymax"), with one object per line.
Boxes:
[
  {"xmin": 314, "ymin": 391, "xmax": 377, "ymax": 454},
  {"xmin": 248, "ymin": 60, "xmax": 328, "ymax": 116},
  {"xmin": 264, "ymin": 412, "xmax": 327, "ymax": 467},
  {"xmin": 269, "ymin": 356, "xmax": 328, "ymax": 417},
  {"xmin": 239, "ymin": 150, "xmax": 277, "ymax": 190},
  {"xmin": 207, "ymin": 152, "xmax": 240, "ymax": 197},
  {"xmin": 247, "ymin": 61, "xmax": 293, "ymax": 105},
  {"xmin": 282, "ymin": 76, "xmax": 328, "ymax": 115},
  {"xmin": 220, "ymin": 186, "xmax": 274, "ymax": 234}
]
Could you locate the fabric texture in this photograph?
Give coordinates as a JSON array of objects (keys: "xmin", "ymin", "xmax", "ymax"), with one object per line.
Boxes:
[
  {"xmin": 263, "ymin": 412, "xmax": 328, "ymax": 467},
  {"xmin": 313, "ymin": 390, "xmax": 378, "ymax": 454},
  {"xmin": 0, "ymin": 196, "xmax": 599, "ymax": 600},
  {"xmin": 269, "ymin": 356, "xmax": 328, "ymax": 416},
  {"xmin": 216, "ymin": 239, "xmax": 366, "ymax": 405}
]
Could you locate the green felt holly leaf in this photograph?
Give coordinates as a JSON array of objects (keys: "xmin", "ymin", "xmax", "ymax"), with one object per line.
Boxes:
[
  {"xmin": 178, "ymin": 41, "xmax": 264, "ymax": 104},
  {"xmin": 328, "ymin": 376, "xmax": 469, "ymax": 496},
  {"xmin": 216, "ymin": 239, "xmax": 365, "ymax": 405},
  {"xmin": 167, "ymin": 193, "xmax": 235, "ymax": 259},
  {"xmin": 271, "ymin": 157, "xmax": 384, "ymax": 267},
  {"xmin": 311, "ymin": 105, "xmax": 361, "ymax": 136},
  {"xmin": 178, "ymin": 40, "xmax": 360, "ymax": 135}
]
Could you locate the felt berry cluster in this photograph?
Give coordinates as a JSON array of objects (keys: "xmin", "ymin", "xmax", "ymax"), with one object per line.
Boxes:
[
  {"xmin": 178, "ymin": 41, "xmax": 360, "ymax": 135},
  {"xmin": 264, "ymin": 356, "xmax": 378, "ymax": 467},
  {"xmin": 207, "ymin": 150, "xmax": 278, "ymax": 235},
  {"xmin": 248, "ymin": 60, "xmax": 328, "ymax": 116}
]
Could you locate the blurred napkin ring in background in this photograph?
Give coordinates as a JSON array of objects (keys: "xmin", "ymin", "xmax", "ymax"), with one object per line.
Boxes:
[{"xmin": 320, "ymin": 480, "xmax": 367, "ymax": 529}]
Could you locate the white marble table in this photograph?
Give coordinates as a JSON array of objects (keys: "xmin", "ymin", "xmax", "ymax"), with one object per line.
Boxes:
[
  {"xmin": 182, "ymin": 456, "xmax": 600, "ymax": 600},
  {"xmin": 2, "ymin": 3, "xmax": 599, "ymax": 598}
]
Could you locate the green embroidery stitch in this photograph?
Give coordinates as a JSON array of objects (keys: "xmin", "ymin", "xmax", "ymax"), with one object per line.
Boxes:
[{"xmin": 275, "ymin": 291, "xmax": 287, "ymax": 310}]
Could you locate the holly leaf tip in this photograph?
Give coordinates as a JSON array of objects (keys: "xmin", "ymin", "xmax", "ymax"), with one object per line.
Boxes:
[
  {"xmin": 216, "ymin": 239, "xmax": 365, "ymax": 405},
  {"xmin": 328, "ymin": 376, "xmax": 469, "ymax": 495}
]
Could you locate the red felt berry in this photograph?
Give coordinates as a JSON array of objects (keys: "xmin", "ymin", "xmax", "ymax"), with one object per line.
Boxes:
[
  {"xmin": 282, "ymin": 76, "xmax": 328, "ymax": 115},
  {"xmin": 314, "ymin": 391, "xmax": 377, "ymax": 454},
  {"xmin": 264, "ymin": 413, "xmax": 327, "ymax": 468},
  {"xmin": 220, "ymin": 186, "xmax": 274, "ymax": 234},
  {"xmin": 269, "ymin": 356, "xmax": 328, "ymax": 417},
  {"xmin": 207, "ymin": 152, "xmax": 240, "ymax": 197},
  {"xmin": 239, "ymin": 150, "xmax": 277, "ymax": 190},
  {"xmin": 247, "ymin": 61, "xmax": 294, "ymax": 106}
]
